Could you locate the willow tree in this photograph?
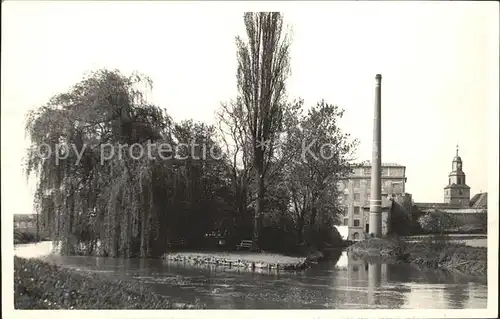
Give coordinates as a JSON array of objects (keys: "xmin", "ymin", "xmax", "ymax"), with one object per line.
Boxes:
[
  {"xmin": 235, "ymin": 12, "xmax": 292, "ymax": 249},
  {"xmin": 24, "ymin": 69, "xmax": 173, "ymax": 257}
]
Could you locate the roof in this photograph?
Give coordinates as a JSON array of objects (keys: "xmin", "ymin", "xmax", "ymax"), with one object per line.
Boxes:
[
  {"xmin": 470, "ymin": 192, "xmax": 487, "ymax": 208},
  {"xmin": 354, "ymin": 161, "xmax": 405, "ymax": 168},
  {"xmin": 444, "ymin": 183, "xmax": 470, "ymax": 189}
]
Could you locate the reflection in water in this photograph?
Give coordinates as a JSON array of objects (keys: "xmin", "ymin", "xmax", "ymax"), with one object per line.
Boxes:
[
  {"xmin": 15, "ymin": 243, "xmax": 487, "ymax": 309},
  {"xmin": 445, "ymin": 283, "xmax": 469, "ymax": 309},
  {"xmin": 344, "ymin": 254, "xmax": 405, "ymax": 308},
  {"xmin": 367, "ymin": 263, "xmax": 381, "ymax": 306}
]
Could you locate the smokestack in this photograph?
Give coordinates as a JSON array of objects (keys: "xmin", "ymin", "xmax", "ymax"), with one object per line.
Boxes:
[{"xmin": 369, "ymin": 74, "xmax": 382, "ymax": 237}]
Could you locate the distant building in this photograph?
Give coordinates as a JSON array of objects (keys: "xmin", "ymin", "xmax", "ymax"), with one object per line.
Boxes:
[
  {"xmin": 415, "ymin": 147, "xmax": 487, "ymax": 232},
  {"xmin": 443, "ymin": 146, "xmax": 470, "ymax": 206},
  {"xmin": 416, "ymin": 146, "xmax": 486, "ymax": 212},
  {"xmin": 14, "ymin": 214, "xmax": 38, "ymax": 229},
  {"xmin": 338, "ymin": 162, "xmax": 407, "ymax": 241}
]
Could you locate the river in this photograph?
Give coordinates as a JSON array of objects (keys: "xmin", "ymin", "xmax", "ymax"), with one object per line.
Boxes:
[{"xmin": 14, "ymin": 242, "xmax": 487, "ymax": 309}]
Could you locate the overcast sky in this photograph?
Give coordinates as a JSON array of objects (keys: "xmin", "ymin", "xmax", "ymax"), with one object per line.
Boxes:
[{"xmin": 2, "ymin": 1, "xmax": 498, "ymax": 216}]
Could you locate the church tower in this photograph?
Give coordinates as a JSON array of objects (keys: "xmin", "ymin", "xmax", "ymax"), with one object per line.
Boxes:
[{"xmin": 444, "ymin": 145, "xmax": 470, "ymax": 206}]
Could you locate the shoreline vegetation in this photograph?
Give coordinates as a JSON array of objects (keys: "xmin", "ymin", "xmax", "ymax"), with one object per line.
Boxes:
[
  {"xmin": 348, "ymin": 236, "xmax": 487, "ymax": 276},
  {"xmin": 14, "ymin": 257, "xmax": 203, "ymax": 309}
]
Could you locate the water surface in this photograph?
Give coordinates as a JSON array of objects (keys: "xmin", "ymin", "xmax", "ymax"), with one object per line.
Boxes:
[{"xmin": 15, "ymin": 242, "xmax": 487, "ymax": 309}]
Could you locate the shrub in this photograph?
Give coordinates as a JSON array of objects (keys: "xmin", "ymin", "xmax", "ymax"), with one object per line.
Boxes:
[{"xmin": 418, "ymin": 211, "xmax": 459, "ymax": 234}]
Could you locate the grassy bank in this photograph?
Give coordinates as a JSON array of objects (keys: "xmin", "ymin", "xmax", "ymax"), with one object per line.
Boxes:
[
  {"xmin": 406, "ymin": 241, "xmax": 487, "ymax": 275},
  {"xmin": 14, "ymin": 257, "xmax": 203, "ymax": 309},
  {"xmin": 347, "ymin": 237, "xmax": 487, "ymax": 276}
]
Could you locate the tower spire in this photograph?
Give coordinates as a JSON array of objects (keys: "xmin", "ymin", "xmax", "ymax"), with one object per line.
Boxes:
[{"xmin": 456, "ymin": 143, "xmax": 459, "ymax": 156}]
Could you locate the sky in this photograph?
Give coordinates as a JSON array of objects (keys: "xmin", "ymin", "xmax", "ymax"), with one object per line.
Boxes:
[{"xmin": 1, "ymin": 1, "xmax": 499, "ymax": 216}]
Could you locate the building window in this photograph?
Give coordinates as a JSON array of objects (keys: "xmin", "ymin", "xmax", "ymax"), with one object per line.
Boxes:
[
  {"xmin": 343, "ymin": 218, "xmax": 348, "ymax": 226},
  {"xmin": 354, "ymin": 193, "xmax": 360, "ymax": 201},
  {"xmin": 354, "ymin": 219, "xmax": 360, "ymax": 227},
  {"xmin": 353, "ymin": 180, "xmax": 360, "ymax": 188},
  {"xmin": 354, "ymin": 206, "xmax": 360, "ymax": 215},
  {"xmin": 363, "ymin": 167, "xmax": 371, "ymax": 175},
  {"xmin": 459, "ymin": 189, "xmax": 463, "ymax": 195},
  {"xmin": 382, "ymin": 168, "xmax": 389, "ymax": 176},
  {"xmin": 343, "ymin": 194, "xmax": 349, "ymax": 202},
  {"xmin": 352, "ymin": 232, "xmax": 360, "ymax": 240}
]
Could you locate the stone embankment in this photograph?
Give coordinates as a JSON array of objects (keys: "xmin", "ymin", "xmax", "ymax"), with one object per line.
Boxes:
[{"xmin": 162, "ymin": 251, "xmax": 324, "ymax": 272}]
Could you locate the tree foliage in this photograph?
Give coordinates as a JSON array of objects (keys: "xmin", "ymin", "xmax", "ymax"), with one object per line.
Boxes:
[
  {"xmin": 25, "ymin": 12, "xmax": 359, "ymax": 257},
  {"xmin": 282, "ymin": 101, "xmax": 358, "ymax": 244},
  {"xmin": 25, "ymin": 70, "xmax": 231, "ymax": 257},
  {"xmin": 235, "ymin": 12, "xmax": 292, "ymax": 248}
]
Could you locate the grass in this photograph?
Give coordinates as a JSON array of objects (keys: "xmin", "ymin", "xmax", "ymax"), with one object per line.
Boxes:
[
  {"xmin": 405, "ymin": 239, "xmax": 487, "ymax": 275},
  {"xmin": 14, "ymin": 256, "xmax": 203, "ymax": 309},
  {"xmin": 347, "ymin": 238, "xmax": 401, "ymax": 257}
]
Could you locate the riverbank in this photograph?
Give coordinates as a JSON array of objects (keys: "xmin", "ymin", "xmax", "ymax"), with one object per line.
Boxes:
[
  {"xmin": 407, "ymin": 241, "xmax": 487, "ymax": 275},
  {"xmin": 14, "ymin": 256, "xmax": 203, "ymax": 309},
  {"xmin": 162, "ymin": 250, "xmax": 324, "ymax": 271},
  {"xmin": 347, "ymin": 237, "xmax": 487, "ymax": 276}
]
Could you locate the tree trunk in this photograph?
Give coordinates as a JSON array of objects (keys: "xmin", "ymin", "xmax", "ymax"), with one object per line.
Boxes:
[
  {"xmin": 140, "ymin": 193, "xmax": 147, "ymax": 257},
  {"xmin": 252, "ymin": 172, "xmax": 265, "ymax": 251},
  {"xmin": 297, "ymin": 221, "xmax": 304, "ymax": 244},
  {"xmin": 310, "ymin": 207, "xmax": 317, "ymax": 226},
  {"xmin": 296, "ymin": 208, "xmax": 307, "ymax": 244}
]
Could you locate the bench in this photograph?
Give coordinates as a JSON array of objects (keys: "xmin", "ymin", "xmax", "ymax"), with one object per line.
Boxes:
[
  {"xmin": 236, "ymin": 239, "xmax": 253, "ymax": 250},
  {"xmin": 167, "ymin": 239, "xmax": 186, "ymax": 248}
]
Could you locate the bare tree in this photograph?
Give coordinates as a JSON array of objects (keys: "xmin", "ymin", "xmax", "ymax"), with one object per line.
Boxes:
[
  {"xmin": 235, "ymin": 12, "xmax": 292, "ymax": 249},
  {"xmin": 217, "ymin": 98, "xmax": 254, "ymax": 230}
]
